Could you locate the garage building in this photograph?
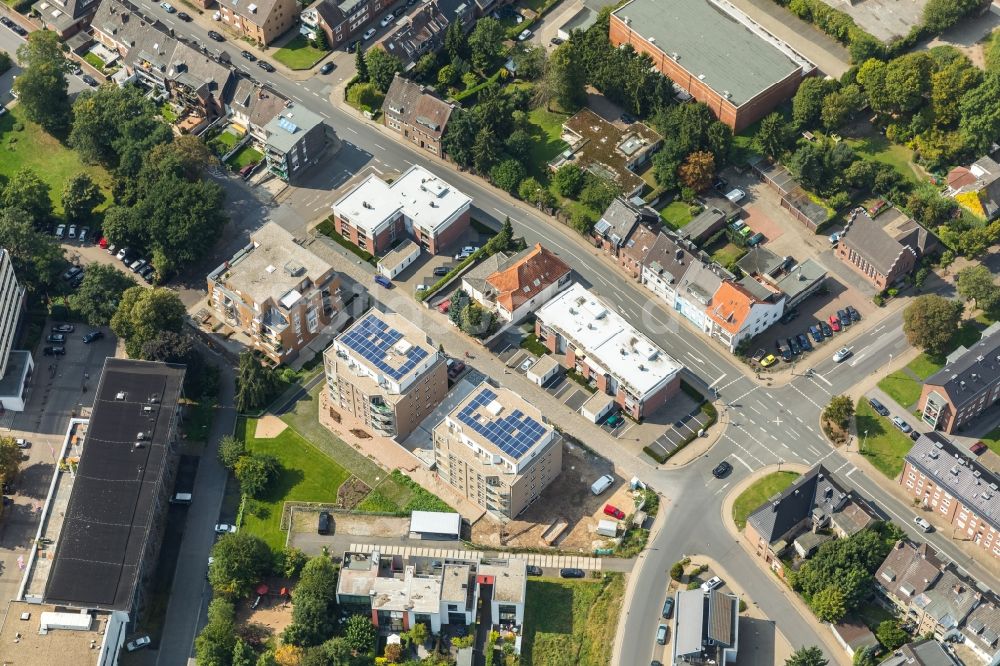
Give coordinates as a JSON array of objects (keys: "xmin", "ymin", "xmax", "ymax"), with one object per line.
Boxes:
[{"xmin": 409, "ymin": 510, "xmax": 462, "ymax": 540}]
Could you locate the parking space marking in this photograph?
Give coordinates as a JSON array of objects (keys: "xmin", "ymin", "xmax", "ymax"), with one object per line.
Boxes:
[{"xmin": 748, "ymin": 405, "xmax": 762, "ymax": 416}]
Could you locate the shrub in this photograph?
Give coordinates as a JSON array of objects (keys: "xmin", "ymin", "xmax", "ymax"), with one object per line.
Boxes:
[{"xmin": 346, "ymin": 82, "xmax": 384, "ymax": 112}]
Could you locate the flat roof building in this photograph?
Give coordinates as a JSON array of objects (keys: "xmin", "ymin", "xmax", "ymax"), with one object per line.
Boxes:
[
  {"xmin": 0, "ymin": 601, "xmax": 129, "ymax": 666},
  {"xmin": 324, "ymin": 309, "xmax": 448, "ymax": 440},
  {"xmin": 44, "ymin": 359, "xmax": 185, "ymax": 619},
  {"xmin": 332, "ymin": 165, "xmax": 472, "ymax": 256},
  {"xmin": 261, "ymin": 104, "xmax": 331, "ymax": 183},
  {"xmin": 0, "ymin": 248, "xmax": 31, "ymax": 412},
  {"xmin": 535, "ymin": 282, "xmax": 683, "ymax": 419},
  {"xmin": 433, "ymin": 383, "xmax": 562, "ymax": 519},
  {"xmin": 610, "ymin": 0, "xmax": 813, "ymax": 132},
  {"xmin": 409, "ymin": 511, "xmax": 461, "ymax": 540},
  {"xmin": 918, "ymin": 322, "xmax": 1000, "ymax": 433}
]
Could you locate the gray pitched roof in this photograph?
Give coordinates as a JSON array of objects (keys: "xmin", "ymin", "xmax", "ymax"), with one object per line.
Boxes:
[
  {"xmin": 841, "ymin": 208, "xmax": 916, "ymax": 275},
  {"xmin": 745, "ymin": 465, "xmax": 858, "ymax": 545},
  {"xmin": 913, "ymin": 569, "xmax": 979, "ymax": 630},
  {"xmin": 906, "ymin": 435, "xmax": 1000, "ymax": 532},
  {"xmin": 682, "ymin": 207, "xmax": 728, "ymax": 244},
  {"xmin": 880, "ymin": 640, "xmax": 959, "ymax": 666},
  {"xmin": 382, "ymin": 74, "xmax": 453, "ymax": 139},
  {"xmin": 736, "ymin": 245, "xmax": 785, "ymax": 277},
  {"xmin": 964, "ymin": 600, "xmax": 1000, "ymax": 653},
  {"xmin": 924, "ymin": 322, "xmax": 1000, "ymax": 408},
  {"xmin": 642, "ymin": 232, "xmax": 699, "ymax": 284},
  {"xmin": 774, "ymin": 259, "xmax": 827, "ymax": 301},
  {"xmin": 876, "ymin": 540, "xmax": 943, "ymax": 602},
  {"xmin": 595, "ymin": 198, "xmax": 642, "ymax": 246},
  {"xmin": 462, "ymin": 251, "xmax": 512, "ymax": 296}
]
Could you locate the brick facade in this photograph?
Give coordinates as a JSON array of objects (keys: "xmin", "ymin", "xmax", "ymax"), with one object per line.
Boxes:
[{"xmin": 835, "ymin": 241, "xmax": 916, "ymax": 291}]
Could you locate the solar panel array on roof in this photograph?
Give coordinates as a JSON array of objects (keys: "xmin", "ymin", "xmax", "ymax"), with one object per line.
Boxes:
[
  {"xmin": 341, "ymin": 313, "xmax": 429, "ymax": 381},
  {"xmin": 278, "ymin": 116, "xmax": 299, "ymax": 133},
  {"xmin": 456, "ymin": 388, "xmax": 547, "ymax": 460}
]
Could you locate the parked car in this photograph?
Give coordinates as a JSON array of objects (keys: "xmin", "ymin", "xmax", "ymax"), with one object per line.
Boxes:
[
  {"xmin": 214, "ymin": 523, "xmax": 237, "ymax": 534},
  {"xmin": 797, "ymin": 333, "xmax": 812, "ymax": 352},
  {"xmin": 837, "ymin": 309, "xmax": 851, "ymax": 327},
  {"xmin": 913, "ymin": 516, "xmax": 932, "ymax": 532},
  {"xmin": 832, "ymin": 347, "xmax": 851, "ymax": 363},
  {"xmin": 130, "ymin": 258, "xmax": 147, "ymax": 273},
  {"xmin": 52, "ymin": 324, "xmax": 74, "ymax": 333},
  {"xmin": 433, "ymin": 266, "xmax": 450, "ymax": 277},
  {"xmin": 446, "ymin": 359, "xmax": 465, "ymax": 378},
  {"xmin": 208, "ymin": 30, "xmax": 224, "ymax": 41},
  {"xmin": 81, "ymin": 74, "xmax": 98, "ymax": 87},
  {"xmin": 160, "ymin": 2, "xmax": 175, "ymax": 12},
  {"xmin": 868, "ymin": 397, "xmax": 890, "ymax": 417},
  {"xmin": 319, "ymin": 61, "xmax": 335, "ymax": 74},
  {"xmin": 809, "ymin": 325, "xmax": 824, "ymax": 343},
  {"xmin": 43, "ymin": 346, "xmax": 66, "ymax": 356},
  {"xmin": 559, "ymin": 568, "xmax": 585, "ymax": 578},
  {"xmin": 317, "ymin": 511, "xmax": 331, "ymax": 534},
  {"xmin": 760, "ymin": 354, "xmax": 777, "ymax": 368},
  {"xmin": 700, "ymin": 576, "xmax": 724, "ymax": 592},
  {"xmin": 776, "ymin": 339, "xmax": 793, "ymax": 363},
  {"xmin": 83, "ymin": 330, "xmax": 104, "ymax": 343},
  {"xmin": 517, "ymin": 28, "xmax": 532, "ymax": 41},
  {"xmin": 819, "ymin": 321, "xmax": 833, "ymax": 337},
  {"xmin": 725, "ymin": 188, "xmax": 746, "ymax": 203},
  {"xmin": 892, "ymin": 416, "xmax": 913, "ymax": 433},
  {"xmin": 787, "ymin": 337, "xmax": 801, "ymax": 355},
  {"xmin": 661, "ymin": 597, "xmax": 674, "ymax": 619},
  {"xmin": 240, "ymin": 49, "xmax": 257, "ymax": 61},
  {"xmin": 55, "ymin": 224, "xmax": 66, "ymax": 239},
  {"xmin": 846, "ymin": 305, "xmax": 861, "ymax": 322},
  {"xmin": 909, "ymin": 430, "xmax": 921, "ymax": 441},
  {"xmin": 14, "ymin": 438, "xmax": 29, "ymax": 449},
  {"xmin": 116, "ymin": 247, "xmax": 130, "ymax": 260},
  {"xmin": 828, "ymin": 231, "xmax": 842, "ymax": 245},
  {"xmin": 61, "ymin": 266, "xmax": 82, "ymax": 281},
  {"xmin": 656, "ymin": 624, "xmax": 668, "ymax": 645},
  {"xmin": 126, "ymin": 636, "xmax": 151, "ymax": 652},
  {"xmin": 526, "ymin": 565, "xmax": 543, "ymax": 576},
  {"xmin": 380, "ymin": 12, "xmax": 395, "ymax": 26},
  {"xmin": 971, "ymin": 442, "xmax": 988, "ymax": 456},
  {"xmin": 374, "ymin": 274, "xmax": 392, "ymax": 288},
  {"xmin": 78, "ymin": 227, "xmax": 89, "ymax": 243},
  {"xmin": 177, "ymin": 11, "xmax": 192, "ymax": 20},
  {"xmin": 590, "ymin": 474, "xmax": 614, "ymax": 495},
  {"xmin": 605, "ymin": 412, "xmax": 624, "ymax": 428},
  {"xmin": 550, "ymin": 37, "xmax": 564, "ymax": 45},
  {"xmin": 603, "ymin": 504, "xmax": 625, "ymax": 520},
  {"xmin": 619, "ymin": 112, "xmax": 637, "ymax": 124},
  {"xmin": 363, "ymin": 27, "xmax": 377, "ymax": 40},
  {"xmin": 46, "ymin": 334, "xmax": 65, "ymax": 344},
  {"xmin": 257, "ymin": 60, "xmax": 275, "ymax": 72},
  {"xmin": 828, "ymin": 315, "xmax": 841, "ymax": 332},
  {"xmin": 0, "ymin": 16, "xmax": 12, "ymax": 27},
  {"xmin": 712, "ymin": 461, "xmax": 731, "ymax": 478},
  {"xmin": 67, "ymin": 225, "xmax": 77, "ymax": 239},
  {"xmin": 139, "ymin": 265, "xmax": 156, "ymax": 281}
]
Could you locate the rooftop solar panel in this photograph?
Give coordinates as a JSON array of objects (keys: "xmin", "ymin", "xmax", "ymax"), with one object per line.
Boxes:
[
  {"xmin": 456, "ymin": 387, "xmax": 547, "ymax": 460},
  {"xmin": 341, "ymin": 313, "xmax": 429, "ymax": 381}
]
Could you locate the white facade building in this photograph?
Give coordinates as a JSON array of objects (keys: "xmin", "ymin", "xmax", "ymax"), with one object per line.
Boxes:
[{"xmin": 0, "ymin": 249, "xmax": 31, "ymax": 411}]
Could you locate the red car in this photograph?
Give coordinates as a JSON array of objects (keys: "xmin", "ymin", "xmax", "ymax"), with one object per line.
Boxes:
[
  {"xmin": 98, "ymin": 236, "xmax": 108, "ymax": 249},
  {"xmin": 971, "ymin": 442, "xmax": 988, "ymax": 456},
  {"xmin": 828, "ymin": 314, "xmax": 841, "ymax": 332},
  {"xmin": 603, "ymin": 504, "xmax": 625, "ymax": 520}
]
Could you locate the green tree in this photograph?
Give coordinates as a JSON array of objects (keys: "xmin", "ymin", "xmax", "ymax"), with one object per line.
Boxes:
[
  {"xmin": 512, "ymin": 45, "xmax": 546, "ymax": 81},
  {"xmin": 208, "ymin": 533, "xmax": 272, "ymax": 598},
  {"xmin": 67, "ymin": 263, "xmax": 136, "ymax": 326},
  {"xmin": 218, "ymin": 435, "xmax": 246, "ymax": 470},
  {"xmin": 61, "ymin": 173, "xmax": 104, "ymax": 225},
  {"xmin": 14, "ymin": 30, "xmax": 71, "ymax": 136},
  {"xmin": 811, "ymin": 585, "xmax": 846, "ymax": 623},
  {"xmin": 3, "ymin": 168, "xmax": 52, "ymax": 226},
  {"xmin": 344, "ymin": 614, "xmax": 376, "ymax": 654},
  {"xmin": 536, "ymin": 42, "xmax": 585, "ymax": 111},
  {"xmin": 956, "ymin": 264, "xmax": 1000, "ymax": 312},
  {"xmin": 823, "ymin": 395, "xmax": 854, "ymax": 429},
  {"xmin": 69, "ymin": 84, "xmax": 168, "ymax": 168},
  {"xmin": 903, "ymin": 295, "xmax": 964, "ymax": 355},
  {"xmin": 442, "ymin": 108, "xmax": 478, "ymax": 167},
  {"xmin": 922, "ymin": 0, "xmax": 980, "ymax": 33},
  {"xmin": 414, "ymin": 52, "xmax": 437, "ymax": 79},
  {"xmin": 489, "ymin": 159, "xmax": 526, "ymax": 193},
  {"xmin": 283, "ymin": 556, "xmax": 340, "ymax": 647},
  {"xmin": 853, "ymin": 645, "xmax": 878, "ymax": 666},
  {"xmin": 235, "ymin": 453, "xmax": 280, "ymax": 498},
  {"xmin": 346, "ymin": 82, "xmax": 384, "ymax": 112},
  {"xmin": 445, "ymin": 19, "xmax": 467, "ymax": 61},
  {"xmin": 504, "ymin": 128, "xmax": 532, "ymax": 160},
  {"xmin": 987, "ymin": 30, "xmax": 1000, "ymax": 74},
  {"xmin": 518, "ymin": 176, "xmax": 543, "ymax": 202},
  {"xmin": 110, "ymin": 287, "xmax": 185, "ymax": 358},
  {"xmin": 311, "ymin": 29, "xmax": 329, "ymax": 51},
  {"xmin": 753, "ymin": 113, "xmax": 791, "ymax": 159},
  {"xmin": 552, "ymin": 163, "xmax": 585, "ymax": 198},
  {"xmin": 438, "ymin": 63, "xmax": 458, "ymax": 88},
  {"xmin": 0, "ymin": 209, "xmax": 63, "ymax": 294},
  {"xmin": 195, "ymin": 598, "xmax": 237, "ymax": 666},
  {"xmin": 233, "ymin": 639, "xmax": 257, "ymax": 666},
  {"xmin": 472, "ymin": 126, "xmax": 500, "ymax": 173},
  {"xmin": 821, "ymin": 84, "xmax": 864, "ymax": 130},
  {"xmin": 468, "ymin": 17, "xmax": 504, "ymax": 72},
  {"xmin": 235, "ymin": 352, "xmax": 280, "ymax": 413},
  {"xmin": 876, "ymin": 619, "xmax": 909, "ymax": 651},
  {"xmin": 355, "ymin": 46, "xmax": 369, "ymax": 82},
  {"xmin": 652, "ymin": 152, "xmax": 680, "ymax": 190},
  {"xmin": 0, "ymin": 437, "xmax": 22, "ymax": 485},
  {"xmin": 786, "ymin": 646, "xmax": 828, "ymax": 666},
  {"xmin": 678, "ymin": 150, "xmax": 715, "ymax": 192},
  {"xmin": 792, "ymin": 77, "xmax": 837, "ymax": 129},
  {"xmin": 578, "ymin": 176, "xmax": 620, "ymax": 213},
  {"xmin": 276, "ymin": 547, "xmax": 308, "ymax": 578},
  {"xmin": 365, "ymin": 49, "xmax": 402, "ymax": 93}
]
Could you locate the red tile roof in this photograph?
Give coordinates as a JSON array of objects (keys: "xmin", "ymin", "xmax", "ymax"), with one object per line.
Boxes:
[
  {"xmin": 486, "ymin": 244, "xmax": 571, "ymax": 313},
  {"xmin": 706, "ymin": 281, "xmax": 756, "ymax": 334}
]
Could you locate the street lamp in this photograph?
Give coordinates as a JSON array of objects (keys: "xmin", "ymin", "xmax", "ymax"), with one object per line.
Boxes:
[{"xmin": 861, "ymin": 429, "xmax": 869, "ymax": 454}]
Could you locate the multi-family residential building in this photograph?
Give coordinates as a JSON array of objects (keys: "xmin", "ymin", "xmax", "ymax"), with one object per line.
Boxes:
[
  {"xmin": 671, "ymin": 589, "xmax": 739, "ymax": 665},
  {"xmin": 902, "ymin": 435, "xmax": 1000, "ymax": 560},
  {"xmin": 301, "ymin": 0, "xmax": 388, "ymax": 48},
  {"xmin": 0, "ymin": 600, "xmax": 129, "ymax": 666},
  {"xmin": 0, "ymin": 248, "xmax": 31, "ymax": 412},
  {"xmin": 961, "ymin": 599, "xmax": 1000, "ymax": 664},
  {"xmin": 323, "ymin": 309, "xmax": 448, "ymax": 440},
  {"xmin": 875, "ymin": 540, "xmax": 945, "ymax": 612},
  {"xmin": 33, "ymin": 0, "xmax": 99, "ymax": 37},
  {"xmin": 380, "ymin": 0, "xmax": 472, "ymax": 67},
  {"xmin": 609, "ymin": 0, "xmax": 813, "ymax": 132},
  {"xmin": 260, "ymin": 103, "xmax": 331, "ymax": 182},
  {"xmin": 946, "ymin": 154, "xmax": 1000, "ymax": 221},
  {"xmin": 336, "ymin": 549, "xmax": 526, "ymax": 636},
  {"xmin": 617, "ymin": 223, "xmax": 659, "ymax": 279},
  {"xmin": 593, "ymin": 198, "xmax": 658, "ymax": 257},
  {"xmin": 911, "ymin": 568, "xmax": 980, "ymax": 638},
  {"xmin": 835, "ymin": 208, "xmax": 919, "ymax": 291},
  {"xmin": 461, "ymin": 243, "xmax": 571, "ymax": 324},
  {"xmin": 640, "ymin": 231, "xmax": 701, "ymax": 308},
  {"xmin": 745, "ymin": 465, "xmax": 876, "ymax": 578},
  {"xmin": 433, "ymin": 383, "xmax": 562, "ymax": 519},
  {"xmin": 881, "ymin": 640, "xmax": 961, "ymax": 666},
  {"xmin": 217, "ymin": 0, "xmax": 299, "ymax": 45},
  {"xmin": 332, "ymin": 165, "xmax": 472, "ymax": 256},
  {"xmin": 918, "ymin": 323, "xmax": 1000, "ymax": 433},
  {"xmin": 535, "ymin": 283, "xmax": 683, "ymax": 419},
  {"xmin": 705, "ymin": 279, "xmax": 785, "ymax": 352},
  {"xmin": 227, "ymin": 79, "xmax": 288, "ymax": 143},
  {"xmin": 675, "ymin": 260, "xmax": 729, "ymax": 333},
  {"xmin": 207, "ymin": 222, "xmax": 344, "ymax": 365},
  {"xmin": 381, "ymin": 74, "xmax": 453, "ymax": 156}
]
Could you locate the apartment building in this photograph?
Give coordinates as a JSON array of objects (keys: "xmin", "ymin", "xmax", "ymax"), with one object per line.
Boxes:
[
  {"xmin": 301, "ymin": 0, "xmax": 388, "ymax": 48},
  {"xmin": 261, "ymin": 103, "xmax": 331, "ymax": 183},
  {"xmin": 461, "ymin": 243, "xmax": 572, "ymax": 324},
  {"xmin": 706, "ymin": 279, "xmax": 785, "ymax": 352},
  {"xmin": 918, "ymin": 323, "xmax": 1000, "ymax": 433},
  {"xmin": 33, "ymin": 0, "xmax": 99, "ymax": 37},
  {"xmin": 433, "ymin": 384, "xmax": 562, "ymax": 519},
  {"xmin": 902, "ymin": 435, "xmax": 1000, "ymax": 560},
  {"xmin": 0, "ymin": 600, "xmax": 129, "ymax": 666},
  {"xmin": 671, "ymin": 589, "xmax": 739, "ymax": 665},
  {"xmin": 207, "ymin": 222, "xmax": 344, "ymax": 365},
  {"xmin": 324, "ymin": 309, "xmax": 448, "ymax": 440},
  {"xmin": 535, "ymin": 282, "xmax": 683, "ymax": 419},
  {"xmin": 332, "ymin": 165, "xmax": 471, "ymax": 256},
  {"xmin": 609, "ymin": 0, "xmax": 813, "ymax": 132},
  {"xmin": 875, "ymin": 540, "xmax": 945, "ymax": 613},
  {"xmin": 218, "ymin": 0, "xmax": 299, "ymax": 46},
  {"xmin": 382, "ymin": 74, "xmax": 453, "ymax": 157},
  {"xmin": 0, "ymin": 248, "xmax": 31, "ymax": 411}
]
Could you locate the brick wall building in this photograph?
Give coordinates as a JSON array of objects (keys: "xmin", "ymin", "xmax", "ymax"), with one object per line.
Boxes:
[{"xmin": 918, "ymin": 323, "xmax": 1000, "ymax": 433}]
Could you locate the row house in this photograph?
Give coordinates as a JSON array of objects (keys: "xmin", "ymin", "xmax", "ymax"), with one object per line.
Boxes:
[
  {"xmin": 217, "ymin": 0, "xmax": 299, "ymax": 46},
  {"xmin": 705, "ymin": 279, "xmax": 785, "ymax": 353},
  {"xmin": 301, "ymin": 0, "xmax": 387, "ymax": 48},
  {"xmin": 381, "ymin": 74, "xmax": 453, "ymax": 157}
]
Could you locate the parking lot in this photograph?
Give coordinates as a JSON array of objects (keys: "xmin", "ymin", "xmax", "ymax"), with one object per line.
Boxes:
[
  {"xmin": 383, "ymin": 225, "xmax": 496, "ymax": 299},
  {"xmin": 642, "ymin": 393, "xmax": 705, "ymax": 462}
]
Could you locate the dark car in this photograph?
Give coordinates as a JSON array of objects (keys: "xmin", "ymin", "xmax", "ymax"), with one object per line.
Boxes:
[
  {"xmin": 83, "ymin": 330, "xmax": 104, "ymax": 344},
  {"xmin": 319, "ymin": 61, "xmax": 335, "ymax": 74},
  {"xmin": 662, "ymin": 597, "xmax": 674, "ymax": 619},
  {"xmin": 971, "ymin": 442, "xmax": 988, "ymax": 456},
  {"xmin": 550, "ymin": 36, "xmax": 564, "ymax": 45},
  {"xmin": 46, "ymin": 334, "xmax": 65, "ymax": 344},
  {"xmin": 526, "ymin": 565, "xmax": 543, "ymax": 576},
  {"xmin": 317, "ymin": 511, "xmax": 331, "ymax": 535},
  {"xmin": 820, "ymin": 321, "xmax": 833, "ymax": 337},
  {"xmin": 43, "ymin": 346, "xmax": 66, "ymax": 356},
  {"xmin": 797, "ymin": 333, "xmax": 812, "ymax": 351},
  {"xmin": 559, "ymin": 568, "xmax": 585, "ymax": 578},
  {"xmin": 0, "ymin": 16, "xmax": 12, "ymax": 27},
  {"xmin": 61, "ymin": 266, "xmax": 83, "ymax": 282},
  {"xmin": 779, "ymin": 309, "xmax": 798, "ymax": 325},
  {"xmin": 240, "ymin": 49, "xmax": 257, "ymax": 61},
  {"xmin": 208, "ymin": 30, "xmax": 224, "ymax": 41},
  {"xmin": 52, "ymin": 324, "xmax": 75, "ymax": 333},
  {"xmin": 809, "ymin": 325, "xmax": 823, "ymax": 344},
  {"xmin": 909, "ymin": 430, "xmax": 921, "ymax": 441},
  {"xmin": 81, "ymin": 74, "xmax": 98, "ymax": 87},
  {"xmin": 776, "ymin": 339, "xmax": 792, "ymax": 362},
  {"xmin": 847, "ymin": 305, "xmax": 861, "ymax": 322},
  {"xmin": 837, "ymin": 309, "xmax": 851, "ymax": 327},
  {"xmin": 712, "ymin": 461, "xmax": 732, "ymax": 478},
  {"xmin": 257, "ymin": 60, "xmax": 275, "ymax": 72},
  {"xmin": 177, "ymin": 11, "xmax": 191, "ymax": 20},
  {"xmin": 619, "ymin": 112, "xmax": 636, "ymax": 124},
  {"xmin": 868, "ymin": 397, "xmax": 890, "ymax": 417},
  {"xmin": 432, "ymin": 266, "xmax": 450, "ymax": 277},
  {"xmin": 788, "ymin": 337, "xmax": 801, "ymax": 355}
]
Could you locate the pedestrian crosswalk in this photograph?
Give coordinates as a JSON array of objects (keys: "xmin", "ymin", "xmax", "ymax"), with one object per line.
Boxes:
[{"xmin": 347, "ymin": 543, "xmax": 603, "ymax": 571}]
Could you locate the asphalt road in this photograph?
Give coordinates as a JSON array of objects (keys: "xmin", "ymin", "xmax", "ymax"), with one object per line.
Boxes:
[
  {"xmin": 127, "ymin": 2, "xmax": 998, "ymax": 663},
  {"xmin": 0, "ymin": 16, "xmax": 93, "ymax": 104}
]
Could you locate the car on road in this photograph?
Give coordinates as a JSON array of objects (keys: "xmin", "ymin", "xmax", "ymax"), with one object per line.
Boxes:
[
  {"xmin": 52, "ymin": 324, "xmax": 75, "ymax": 333},
  {"xmin": 208, "ymin": 30, "xmax": 224, "ymax": 41},
  {"xmin": 241, "ymin": 49, "xmax": 257, "ymax": 61},
  {"xmin": 214, "ymin": 523, "xmax": 237, "ymax": 534},
  {"xmin": 712, "ymin": 461, "xmax": 731, "ymax": 478},
  {"xmin": 126, "ymin": 636, "xmax": 151, "ymax": 652},
  {"xmin": 46, "ymin": 334, "xmax": 65, "ymax": 344},
  {"xmin": 661, "ymin": 597, "xmax": 674, "ymax": 619},
  {"xmin": 827, "ymin": 315, "xmax": 841, "ymax": 332},
  {"xmin": 517, "ymin": 28, "xmax": 532, "ymax": 41},
  {"xmin": 868, "ymin": 397, "xmax": 890, "ymax": 417},
  {"xmin": 847, "ymin": 305, "xmax": 861, "ymax": 322},
  {"xmin": 559, "ymin": 567, "xmax": 585, "ymax": 578},
  {"xmin": 0, "ymin": 16, "xmax": 12, "ymax": 27},
  {"xmin": 319, "ymin": 61, "xmax": 335, "ymax": 74},
  {"xmin": 160, "ymin": 2, "xmax": 175, "ymax": 11},
  {"xmin": 433, "ymin": 266, "xmax": 450, "ymax": 277},
  {"xmin": 363, "ymin": 27, "xmax": 377, "ymax": 40},
  {"xmin": 317, "ymin": 511, "xmax": 331, "ymax": 534},
  {"xmin": 759, "ymin": 354, "xmax": 777, "ymax": 368},
  {"xmin": 797, "ymin": 333, "xmax": 812, "ymax": 352},
  {"xmin": 177, "ymin": 11, "xmax": 191, "ymax": 20},
  {"xmin": 43, "ymin": 346, "xmax": 66, "ymax": 356},
  {"xmin": 603, "ymin": 504, "xmax": 625, "ymax": 520},
  {"xmin": 380, "ymin": 12, "xmax": 395, "ymax": 26},
  {"xmin": 81, "ymin": 74, "xmax": 98, "ymax": 86},
  {"xmin": 258, "ymin": 60, "xmax": 275, "ymax": 72},
  {"xmin": 526, "ymin": 565, "xmax": 543, "ymax": 576},
  {"xmin": 914, "ymin": 516, "xmax": 932, "ymax": 532},
  {"xmin": 892, "ymin": 416, "xmax": 912, "ymax": 433},
  {"xmin": 656, "ymin": 624, "xmax": 668, "ymax": 645},
  {"xmin": 700, "ymin": 576, "xmax": 724, "ymax": 592},
  {"xmin": 83, "ymin": 330, "xmax": 104, "ymax": 343},
  {"xmin": 832, "ymin": 347, "xmax": 851, "ymax": 363}
]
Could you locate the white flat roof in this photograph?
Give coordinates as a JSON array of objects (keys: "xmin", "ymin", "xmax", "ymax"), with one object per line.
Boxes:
[
  {"xmin": 409, "ymin": 510, "xmax": 461, "ymax": 536},
  {"xmin": 333, "ymin": 165, "xmax": 471, "ymax": 237},
  {"xmin": 536, "ymin": 283, "xmax": 683, "ymax": 399}
]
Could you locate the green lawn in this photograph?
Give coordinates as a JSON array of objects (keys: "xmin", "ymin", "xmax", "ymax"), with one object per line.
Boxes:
[
  {"xmin": 526, "ymin": 106, "xmax": 570, "ymax": 179},
  {"xmin": 907, "ymin": 354, "xmax": 943, "ymax": 380},
  {"xmin": 856, "ymin": 400, "xmax": 914, "ymax": 479},
  {"xmin": 710, "ymin": 242, "xmax": 747, "ymax": 270},
  {"xmin": 845, "ymin": 135, "xmax": 921, "ymax": 184},
  {"xmin": 903, "ymin": 321, "xmax": 985, "ymax": 382},
  {"xmin": 83, "ymin": 51, "xmax": 106, "ymax": 71},
  {"xmin": 980, "ymin": 427, "xmax": 1000, "ymax": 457},
  {"xmin": 226, "ymin": 144, "xmax": 263, "ymax": 170},
  {"xmin": 160, "ymin": 102, "xmax": 178, "ymax": 123},
  {"xmin": 520, "ymin": 333, "xmax": 549, "ymax": 357},
  {"xmin": 660, "ymin": 201, "xmax": 694, "ymax": 230},
  {"xmin": 0, "ymin": 105, "xmax": 112, "ymax": 215},
  {"xmin": 273, "ymin": 35, "xmax": 328, "ymax": 70},
  {"xmin": 732, "ymin": 471, "xmax": 800, "ymax": 530},
  {"xmin": 522, "ymin": 574, "xmax": 625, "ymax": 666},
  {"xmin": 240, "ymin": 417, "xmax": 351, "ymax": 549},
  {"xmin": 877, "ymin": 370, "xmax": 923, "ymax": 410}
]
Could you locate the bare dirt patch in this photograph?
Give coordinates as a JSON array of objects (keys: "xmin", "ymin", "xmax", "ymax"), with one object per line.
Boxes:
[
  {"xmin": 289, "ymin": 510, "xmax": 410, "ymax": 537},
  {"xmin": 336, "ymin": 476, "xmax": 372, "ymax": 509},
  {"xmin": 254, "ymin": 415, "xmax": 288, "ymax": 439}
]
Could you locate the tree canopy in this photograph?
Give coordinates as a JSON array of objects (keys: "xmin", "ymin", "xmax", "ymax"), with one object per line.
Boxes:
[
  {"xmin": 956, "ymin": 265, "xmax": 1000, "ymax": 313},
  {"xmin": 0, "ymin": 210, "xmax": 64, "ymax": 294},
  {"xmin": 110, "ymin": 287, "xmax": 186, "ymax": 358},
  {"xmin": 3, "ymin": 168, "xmax": 52, "ymax": 226},
  {"xmin": 235, "ymin": 352, "xmax": 280, "ymax": 413},
  {"xmin": 283, "ymin": 556, "xmax": 340, "ymax": 647},
  {"xmin": 365, "ymin": 49, "xmax": 402, "ymax": 93},
  {"xmin": 14, "ymin": 31, "xmax": 71, "ymax": 136},
  {"xmin": 902, "ymin": 295, "xmax": 963, "ymax": 356},
  {"xmin": 208, "ymin": 532, "xmax": 272, "ymax": 598},
  {"xmin": 68, "ymin": 263, "xmax": 136, "ymax": 326}
]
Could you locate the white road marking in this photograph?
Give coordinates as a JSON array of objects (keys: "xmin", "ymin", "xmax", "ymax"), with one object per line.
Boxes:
[
  {"xmin": 786, "ymin": 382, "xmax": 825, "ymax": 411},
  {"xmin": 708, "ymin": 374, "xmax": 727, "ymax": 389},
  {"xmin": 713, "ymin": 482, "xmax": 731, "ymax": 495},
  {"xmin": 748, "ymin": 405, "xmax": 762, "ymax": 415},
  {"xmin": 806, "ymin": 425, "xmax": 815, "ymax": 433},
  {"xmin": 806, "ymin": 444, "xmax": 821, "ymax": 457},
  {"xmin": 731, "ymin": 453, "xmax": 753, "ymax": 471},
  {"xmin": 343, "ymin": 126, "xmax": 358, "ymax": 134},
  {"xmin": 373, "ymin": 143, "xmax": 386, "ymax": 151},
  {"xmin": 795, "ymin": 415, "xmax": 803, "ymax": 423},
  {"xmin": 811, "ymin": 372, "xmax": 833, "ymax": 387}
]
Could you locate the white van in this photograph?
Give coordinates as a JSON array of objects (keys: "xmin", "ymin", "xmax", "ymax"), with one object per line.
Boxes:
[
  {"xmin": 590, "ymin": 474, "xmax": 614, "ymax": 496},
  {"xmin": 170, "ymin": 492, "xmax": 193, "ymax": 504}
]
